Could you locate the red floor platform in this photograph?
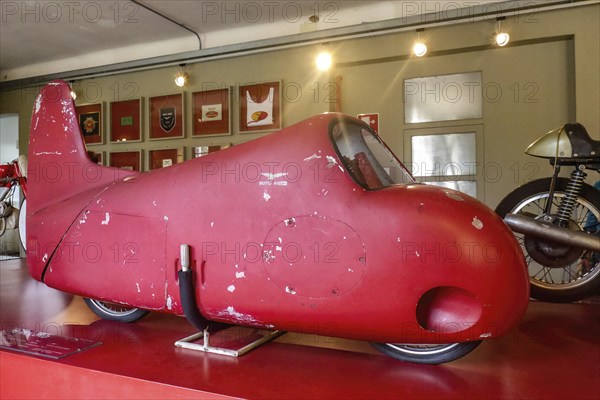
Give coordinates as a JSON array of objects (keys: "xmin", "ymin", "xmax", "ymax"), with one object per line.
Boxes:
[{"xmin": 1, "ymin": 258, "xmax": 599, "ymax": 399}]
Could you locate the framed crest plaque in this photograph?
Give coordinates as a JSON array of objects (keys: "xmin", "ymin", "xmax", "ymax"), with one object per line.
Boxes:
[
  {"xmin": 110, "ymin": 98, "xmax": 142, "ymax": 142},
  {"xmin": 149, "ymin": 148, "xmax": 185, "ymax": 170},
  {"xmin": 75, "ymin": 103, "xmax": 103, "ymax": 145},
  {"xmin": 193, "ymin": 144, "xmax": 231, "ymax": 158},
  {"xmin": 192, "ymin": 88, "xmax": 231, "ymax": 136},
  {"xmin": 149, "ymin": 94, "xmax": 184, "ymax": 140}
]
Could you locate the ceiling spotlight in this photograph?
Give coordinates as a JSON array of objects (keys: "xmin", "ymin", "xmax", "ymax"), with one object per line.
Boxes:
[
  {"xmin": 495, "ymin": 17, "xmax": 510, "ymax": 47},
  {"xmin": 316, "ymin": 51, "xmax": 332, "ymax": 71},
  {"xmin": 69, "ymin": 81, "xmax": 77, "ymax": 100},
  {"xmin": 175, "ymin": 74, "xmax": 187, "ymax": 87},
  {"xmin": 413, "ymin": 42, "xmax": 428, "ymax": 57},
  {"xmin": 413, "ymin": 28, "xmax": 427, "ymax": 57},
  {"xmin": 496, "ymin": 32, "xmax": 510, "ymax": 47},
  {"xmin": 175, "ymin": 64, "xmax": 188, "ymax": 87}
]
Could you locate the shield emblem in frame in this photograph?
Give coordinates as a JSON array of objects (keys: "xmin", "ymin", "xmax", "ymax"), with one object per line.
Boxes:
[{"xmin": 159, "ymin": 107, "xmax": 176, "ymax": 132}]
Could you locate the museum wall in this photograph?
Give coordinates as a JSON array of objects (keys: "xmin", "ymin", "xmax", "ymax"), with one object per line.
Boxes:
[
  {"xmin": 0, "ymin": 3, "xmax": 598, "ymax": 208},
  {"xmin": 334, "ymin": 31, "xmax": 574, "ymax": 207},
  {"xmin": 329, "ymin": 3, "xmax": 598, "ymax": 207}
]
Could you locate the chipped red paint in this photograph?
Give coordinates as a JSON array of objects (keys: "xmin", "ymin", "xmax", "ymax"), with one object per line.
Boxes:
[{"xmin": 26, "ymin": 81, "xmax": 528, "ymax": 345}]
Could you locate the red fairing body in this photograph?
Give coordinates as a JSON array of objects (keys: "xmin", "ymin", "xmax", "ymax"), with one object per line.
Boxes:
[{"xmin": 27, "ymin": 81, "xmax": 529, "ymax": 344}]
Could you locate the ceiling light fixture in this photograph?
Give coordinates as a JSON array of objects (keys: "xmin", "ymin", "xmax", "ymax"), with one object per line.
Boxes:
[
  {"xmin": 69, "ymin": 80, "xmax": 77, "ymax": 100},
  {"xmin": 316, "ymin": 51, "xmax": 333, "ymax": 71},
  {"xmin": 175, "ymin": 63, "xmax": 188, "ymax": 87},
  {"xmin": 495, "ymin": 17, "xmax": 510, "ymax": 47},
  {"xmin": 413, "ymin": 28, "xmax": 427, "ymax": 57}
]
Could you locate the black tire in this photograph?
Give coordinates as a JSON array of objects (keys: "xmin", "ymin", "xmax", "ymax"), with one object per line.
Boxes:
[
  {"xmin": 496, "ymin": 178, "xmax": 600, "ymax": 303},
  {"xmin": 83, "ymin": 298, "xmax": 149, "ymax": 322},
  {"xmin": 371, "ymin": 341, "xmax": 482, "ymax": 364},
  {"xmin": 17, "ymin": 197, "xmax": 26, "ymax": 252}
]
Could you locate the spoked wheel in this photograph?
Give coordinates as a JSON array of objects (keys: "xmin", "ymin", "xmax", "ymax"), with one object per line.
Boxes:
[
  {"xmin": 18, "ymin": 198, "xmax": 26, "ymax": 251},
  {"xmin": 0, "ymin": 216, "xmax": 6, "ymax": 237},
  {"xmin": 83, "ymin": 298, "xmax": 149, "ymax": 322},
  {"xmin": 496, "ymin": 178, "xmax": 600, "ymax": 303},
  {"xmin": 371, "ymin": 341, "xmax": 482, "ymax": 364}
]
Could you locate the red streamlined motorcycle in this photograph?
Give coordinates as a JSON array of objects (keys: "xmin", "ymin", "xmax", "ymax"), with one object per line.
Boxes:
[
  {"xmin": 25, "ymin": 81, "xmax": 530, "ymax": 365},
  {"xmin": 496, "ymin": 123, "xmax": 600, "ymax": 303}
]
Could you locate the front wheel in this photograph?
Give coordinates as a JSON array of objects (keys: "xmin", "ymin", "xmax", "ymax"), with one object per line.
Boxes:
[
  {"xmin": 496, "ymin": 178, "xmax": 600, "ymax": 303},
  {"xmin": 83, "ymin": 298, "xmax": 149, "ymax": 322},
  {"xmin": 371, "ymin": 341, "xmax": 482, "ymax": 364}
]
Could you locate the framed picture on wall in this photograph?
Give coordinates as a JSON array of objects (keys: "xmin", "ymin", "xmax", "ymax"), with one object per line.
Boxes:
[
  {"xmin": 357, "ymin": 113, "xmax": 380, "ymax": 134},
  {"xmin": 109, "ymin": 150, "xmax": 142, "ymax": 172},
  {"xmin": 148, "ymin": 148, "xmax": 185, "ymax": 170},
  {"xmin": 149, "ymin": 93, "xmax": 184, "ymax": 140},
  {"xmin": 193, "ymin": 144, "xmax": 231, "ymax": 158},
  {"xmin": 192, "ymin": 88, "xmax": 231, "ymax": 136},
  {"xmin": 239, "ymin": 81, "xmax": 281, "ymax": 133},
  {"xmin": 75, "ymin": 103, "xmax": 103, "ymax": 145},
  {"xmin": 110, "ymin": 98, "xmax": 142, "ymax": 142}
]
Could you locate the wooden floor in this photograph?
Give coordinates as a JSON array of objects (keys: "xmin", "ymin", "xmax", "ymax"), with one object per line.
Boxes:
[{"xmin": 1, "ymin": 258, "xmax": 599, "ymax": 399}]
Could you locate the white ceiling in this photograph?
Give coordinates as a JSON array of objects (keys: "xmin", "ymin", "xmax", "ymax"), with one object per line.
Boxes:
[{"xmin": 0, "ymin": 0, "xmax": 557, "ymax": 84}]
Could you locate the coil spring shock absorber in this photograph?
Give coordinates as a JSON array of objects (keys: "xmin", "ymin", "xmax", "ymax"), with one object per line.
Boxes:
[{"xmin": 555, "ymin": 166, "xmax": 587, "ymax": 227}]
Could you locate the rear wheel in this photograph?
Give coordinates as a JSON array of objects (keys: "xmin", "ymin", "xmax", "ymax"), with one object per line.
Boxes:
[
  {"xmin": 83, "ymin": 298, "xmax": 149, "ymax": 322},
  {"xmin": 371, "ymin": 341, "xmax": 481, "ymax": 364},
  {"xmin": 496, "ymin": 178, "xmax": 600, "ymax": 302}
]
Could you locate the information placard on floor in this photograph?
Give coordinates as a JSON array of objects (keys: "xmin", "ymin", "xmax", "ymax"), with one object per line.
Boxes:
[{"xmin": 0, "ymin": 328, "xmax": 101, "ymax": 359}]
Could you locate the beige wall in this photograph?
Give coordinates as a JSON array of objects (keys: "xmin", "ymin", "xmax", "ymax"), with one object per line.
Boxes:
[
  {"xmin": 330, "ymin": 4, "xmax": 599, "ymax": 207},
  {"xmin": 1, "ymin": 3, "xmax": 598, "ymax": 208},
  {"xmin": 337, "ymin": 36, "xmax": 574, "ymax": 206},
  {"xmin": 0, "ymin": 45, "xmax": 333, "ymax": 160}
]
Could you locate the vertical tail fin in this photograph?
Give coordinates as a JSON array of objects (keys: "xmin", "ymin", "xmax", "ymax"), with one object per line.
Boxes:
[
  {"xmin": 28, "ymin": 80, "xmax": 130, "ymax": 213},
  {"xmin": 26, "ymin": 81, "xmax": 134, "ymax": 280}
]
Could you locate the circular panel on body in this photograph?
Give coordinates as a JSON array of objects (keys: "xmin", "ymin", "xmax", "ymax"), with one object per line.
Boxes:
[{"xmin": 263, "ymin": 215, "xmax": 366, "ymax": 299}]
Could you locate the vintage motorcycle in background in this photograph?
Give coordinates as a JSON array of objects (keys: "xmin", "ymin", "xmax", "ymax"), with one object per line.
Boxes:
[
  {"xmin": 496, "ymin": 123, "xmax": 600, "ymax": 303},
  {"xmin": 0, "ymin": 156, "xmax": 27, "ymax": 252}
]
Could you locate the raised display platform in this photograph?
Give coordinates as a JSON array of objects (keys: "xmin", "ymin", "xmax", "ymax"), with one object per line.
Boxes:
[{"xmin": 1, "ymin": 259, "xmax": 599, "ymax": 399}]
